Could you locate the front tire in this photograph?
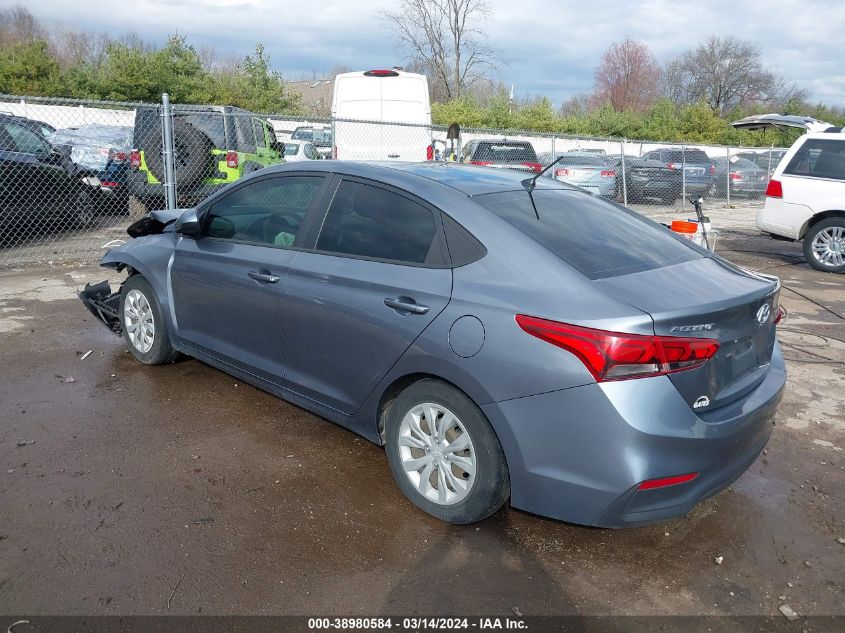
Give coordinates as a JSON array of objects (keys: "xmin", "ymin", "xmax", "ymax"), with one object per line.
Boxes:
[
  {"xmin": 120, "ymin": 275, "xmax": 179, "ymax": 364},
  {"xmin": 384, "ymin": 379, "xmax": 509, "ymax": 524},
  {"xmin": 803, "ymin": 218, "xmax": 845, "ymax": 273}
]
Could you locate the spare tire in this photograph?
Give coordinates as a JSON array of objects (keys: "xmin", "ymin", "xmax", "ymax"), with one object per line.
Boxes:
[{"xmin": 141, "ymin": 118, "xmax": 214, "ymax": 187}]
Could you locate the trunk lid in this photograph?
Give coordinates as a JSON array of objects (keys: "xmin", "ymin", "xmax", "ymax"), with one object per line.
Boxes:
[
  {"xmin": 594, "ymin": 258, "xmax": 780, "ymax": 411},
  {"xmin": 731, "ymin": 113, "xmax": 836, "ymax": 133}
]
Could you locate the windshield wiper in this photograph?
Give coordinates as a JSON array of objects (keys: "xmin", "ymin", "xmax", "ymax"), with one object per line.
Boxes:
[{"xmin": 521, "ymin": 155, "xmax": 564, "ymax": 220}]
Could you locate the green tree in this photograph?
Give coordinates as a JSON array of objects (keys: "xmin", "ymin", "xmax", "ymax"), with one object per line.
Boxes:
[
  {"xmin": 212, "ymin": 44, "xmax": 302, "ymax": 114},
  {"xmin": 0, "ymin": 40, "xmax": 62, "ymax": 95}
]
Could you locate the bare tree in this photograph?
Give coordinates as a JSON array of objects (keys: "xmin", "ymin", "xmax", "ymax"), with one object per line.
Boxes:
[
  {"xmin": 663, "ymin": 35, "xmax": 800, "ymax": 113},
  {"xmin": 591, "ymin": 37, "xmax": 660, "ymax": 112},
  {"xmin": 53, "ymin": 29, "xmax": 111, "ymax": 69},
  {"xmin": 383, "ymin": 0, "xmax": 497, "ymax": 100},
  {"xmin": 0, "ymin": 5, "xmax": 45, "ymax": 46}
]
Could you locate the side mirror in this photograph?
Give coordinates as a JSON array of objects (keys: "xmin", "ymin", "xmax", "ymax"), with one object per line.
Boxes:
[{"xmin": 174, "ymin": 208, "xmax": 201, "ymax": 237}]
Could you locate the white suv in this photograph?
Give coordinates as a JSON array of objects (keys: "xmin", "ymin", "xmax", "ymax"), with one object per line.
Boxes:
[{"xmin": 733, "ymin": 114, "xmax": 845, "ymax": 273}]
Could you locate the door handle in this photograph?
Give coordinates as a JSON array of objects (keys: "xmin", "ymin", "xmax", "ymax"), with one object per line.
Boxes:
[
  {"xmin": 384, "ymin": 298, "xmax": 429, "ymax": 315},
  {"xmin": 248, "ymin": 270, "xmax": 280, "ymax": 284}
]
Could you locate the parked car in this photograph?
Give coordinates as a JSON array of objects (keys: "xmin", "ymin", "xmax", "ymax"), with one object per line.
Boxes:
[
  {"xmin": 282, "ymin": 141, "xmax": 322, "ymax": 162},
  {"xmin": 732, "ymin": 113, "xmax": 845, "ymax": 273},
  {"xmin": 290, "ymin": 126, "xmax": 332, "ymax": 159},
  {"xmin": 735, "ymin": 150, "xmax": 788, "ymax": 177},
  {"xmin": 81, "ymin": 161, "xmax": 786, "ymax": 527},
  {"xmin": 128, "ymin": 105, "xmax": 285, "ymax": 208},
  {"xmin": 538, "ymin": 152, "xmax": 615, "ymax": 197},
  {"xmin": 640, "ymin": 148, "xmax": 716, "ymax": 199},
  {"xmin": 462, "ymin": 140, "xmax": 541, "ymax": 173},
  {"xmin": 0, "ymin": 113, "xmax": 97, "ymax": 241},
  {"xmin": 711, "ymin": 157, "xmax": 768, "ymax": 198},
  {"xmin": 332, "ymin": 69, "xmax": 432, "ymax": 160},
  {"xmin": 601, "ymin": 155, "xmax": 683, "ymax": 203},
  {"xmin": 48, "ymin": 125, "xmax": 134, "ymax": 214}
]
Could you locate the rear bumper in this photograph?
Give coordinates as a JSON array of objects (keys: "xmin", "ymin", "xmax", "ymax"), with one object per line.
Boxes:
[
  {"xmin": 481, "ymin": 343, "xmax": 786, "ymax": 527},
  {"xmin": 127, "ymin": 171, "xmax": 222, "ymax": 205}
]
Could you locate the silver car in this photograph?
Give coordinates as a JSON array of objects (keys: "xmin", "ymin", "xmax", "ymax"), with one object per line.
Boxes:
[{"xmin": 539, "ymin": 152, "xmax": 616, "ymax": 197}]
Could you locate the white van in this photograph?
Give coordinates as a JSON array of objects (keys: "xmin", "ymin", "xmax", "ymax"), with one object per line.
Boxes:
[
  {"xmin": 733, "ymin": 114, "xmax": 845, "ymax": 273},
  {"xmin": 332, "ymin": 69, "xmax": 432, "ymax": 161}
]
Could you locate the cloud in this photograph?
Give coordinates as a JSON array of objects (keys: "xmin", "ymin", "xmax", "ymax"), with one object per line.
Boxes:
[{"xmin": 22, "ymin": 0, "xmax": 845, "ymax": 105}]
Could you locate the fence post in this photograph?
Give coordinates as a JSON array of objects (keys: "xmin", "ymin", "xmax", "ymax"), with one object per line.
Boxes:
[
  {"xmin": 551, "ymin": 135, "xmax": 556, "ymax": 160},
  {"xmin": 160, "ymin": 93, "xmax": 177, "ymax": 211},
  {"xmin": 768, "ymin": 144, "xmax": 774, "ymax": 175},
  {"xmin": 681, "ymin": 143, "xmax": 686, "ymax": 210},
  {"xmin": 726, "ymin": 146, "xmax": 731, "ymax": 208},
  {"xmin": 620, "ymin": 138, "xmax": 627, "ymax": 206}
]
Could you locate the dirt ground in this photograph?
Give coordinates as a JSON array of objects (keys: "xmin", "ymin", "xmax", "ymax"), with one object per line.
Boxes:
[{"xmin": 0, "ymin": 209, "xmax": 843, "ymax": 620}]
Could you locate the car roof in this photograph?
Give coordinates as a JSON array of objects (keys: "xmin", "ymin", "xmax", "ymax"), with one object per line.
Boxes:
[{"xmin": 261, "ymin": 161, "xmax": 573, "ymax": 196}]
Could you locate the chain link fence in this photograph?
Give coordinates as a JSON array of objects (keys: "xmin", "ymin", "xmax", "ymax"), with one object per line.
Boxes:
[{"xmin": 0, "ymin": 93, "xmax": 787, "ymax": 266}]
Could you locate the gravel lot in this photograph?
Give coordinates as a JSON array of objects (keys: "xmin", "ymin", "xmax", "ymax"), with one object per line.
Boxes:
[{"xmin": 0, "ymin": 203, "xmax": 843, "ymax": 622}]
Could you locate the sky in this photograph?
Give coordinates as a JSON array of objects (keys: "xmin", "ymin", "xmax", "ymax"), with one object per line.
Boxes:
[{"xmin": 23, "ymin": 0, "xmax": 845, "ymax": 107}]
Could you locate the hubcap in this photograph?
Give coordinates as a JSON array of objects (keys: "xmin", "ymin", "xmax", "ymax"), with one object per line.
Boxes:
[
  {"xmin": 124, "ymin": 289, "xmax": 155, "ymax": 353},
  {"xmin": 397, "ymin": 402, "xmax": 476, "ymax": 506},
  {"xmin": 811, "ymin": 226, "xmax": 845, "ymax": 268}
]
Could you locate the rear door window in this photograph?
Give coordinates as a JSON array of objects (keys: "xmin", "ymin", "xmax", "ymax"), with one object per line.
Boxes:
[
  {"xmin": 475, "ymin": 189, "xmax": 701, "ymax": 279},
  {"xmin": 315, "ymin": 180, "xmax": 443, "ymax": 265},
  {"xmin": 784, "ymin": 139, "xmax": 845, "ymax": 181}
]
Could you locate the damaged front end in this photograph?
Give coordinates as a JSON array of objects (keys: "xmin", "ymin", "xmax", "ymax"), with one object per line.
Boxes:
[{"xmin": 79, "ymin": 281, "xmax": 122, "ymax": 335}]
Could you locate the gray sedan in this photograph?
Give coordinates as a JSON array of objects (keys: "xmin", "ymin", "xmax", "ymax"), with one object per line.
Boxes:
[
  {"xmin": 712, "ymin": 157, "xmax": 769, "ymax": 198},
  {"xmin": 538, "ymin": 152, "xmax": 616, "ymax": 197},
  {"xmin": 80, "ymin": 162, "xmax": 786, "ymax": 526}
]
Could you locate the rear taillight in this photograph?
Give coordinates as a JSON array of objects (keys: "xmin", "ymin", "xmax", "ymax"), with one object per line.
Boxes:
[
  {"xmin": 638, "ymin": 472, "xmax": 699, "ymax": 491},
  {"xmin": 129, "ymin": 150, "xmax": 141, "ymax": 169},
  {"xmin": 426, "ymin": 144, "xmax": 434, "ymax": 160},
  {"xmin": 226, "ymin": 151, "xmax": 238, "ymax": 169},
  {"xmin": 729, "ymin": 172, "xmax": 742, "ymax": 181},
  {"xmin": 515, "ymin": 315, "xmax": 720, "ymax": 382},
  {"xmin": 600, "ymin": 170, "xmax": 616, "ymax": 178},
  {"xmin": 332, "ymin": 145, "xmax": 338, "ymax": 159},
  {"xmin": 523, "ymin": 162, "xmax": 542, "ymax": 173},
  {"xmin": 710, "ymin": 164, "xmax": 716, "ymax": 176},
  {"xmin": 766, "ymin": 179, "xmax": 783, "ymax": 198},
  {"xmin": 773, "ymin": 305, "xmax": 786, "ymax": 325},
  {"xmin": 554, "ymin": 168, "xmax": 571, "ymax": 177},
  {"xmin": 100, "ymin": 181, "xmax": 120, "ymax": 188},
  {"xmin": 666, "ymin": 162, "xmax": 679, "ymax": 170},
  {"xmin": 470, "ymin": 160, "xmax": 490, "ymax": 166}
]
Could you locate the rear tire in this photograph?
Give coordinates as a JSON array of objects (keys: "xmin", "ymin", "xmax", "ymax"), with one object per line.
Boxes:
[
  {"xmin": 120, "ymin": 275, "xmax": 179, "ymax": 364},
  {"xmin": 384, "ymin": 379, "xmax": 509, "ymax": 524},
  {"xmin": 73, "ymin": 188, "xmax": 96, "ymax": 228},
  {"xmin": 803, "ymin": 218, "xmax": 845, "ymax": 273}
]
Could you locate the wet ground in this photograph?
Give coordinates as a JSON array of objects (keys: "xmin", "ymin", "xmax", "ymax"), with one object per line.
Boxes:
[{"xmin": 0, "ymin": 212, "xmax": 843, "ymax": 619}]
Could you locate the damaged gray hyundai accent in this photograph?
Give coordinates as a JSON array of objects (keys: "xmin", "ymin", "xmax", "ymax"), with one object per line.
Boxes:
[{"xmin": 81, "ymin": 161, "xmax": 786, "ymax": 526}]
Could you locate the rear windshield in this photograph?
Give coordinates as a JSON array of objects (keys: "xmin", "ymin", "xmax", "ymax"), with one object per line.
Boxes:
[
  {"xmin": 179, "ymin": 114, "xmax": 225, "ymax": 148},
  {"xmin": 475, "ymin": 189, "xmax": 701, "ymax": 279},
  {"xmin": 292, "ymin": 128, "xmax": 332, "ymax": 146},
  {"xmin": 664, "ymin": 149, "xmax": 710, "ymax": 163},
  {"xmin": 554, "ymin": 154, "xmax": 606, "ymax": 166},
  {"xmin": 473, "ymin": 142, "xmax": 538, "ymax": 163},
  {"xmin": 784, "ymin": 138, "xmax": 845, "ymax": 181}
]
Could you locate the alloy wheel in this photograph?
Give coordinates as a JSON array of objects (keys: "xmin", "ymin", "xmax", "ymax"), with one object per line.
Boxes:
[{"xmin": 811, "ymin": 225, "xmax": 845, "ymax": 268}]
